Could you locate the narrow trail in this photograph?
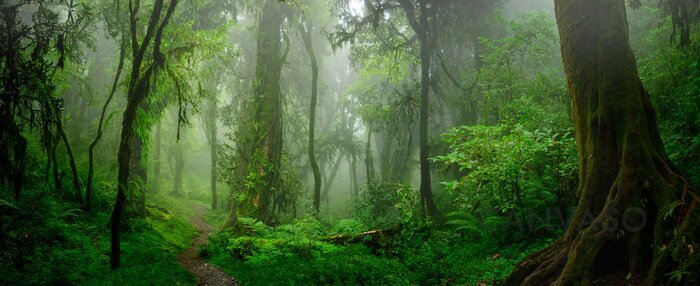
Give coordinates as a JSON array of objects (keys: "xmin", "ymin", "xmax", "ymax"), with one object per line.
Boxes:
[{"xmin": 178, "ymin": 204, "xmax": 238, "ymax": 286}]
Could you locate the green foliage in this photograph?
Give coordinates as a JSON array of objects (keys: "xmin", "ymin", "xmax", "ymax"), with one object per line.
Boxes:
[
  {"xmin": 202, "ymin": 217, "xmax": 411, "ymax": 286},
  {"xmin": 435, "ymin": 123, "xmax": 577, "ymax": 242},
  {"xmin": 353, "ymin": 182, "xmax": 418, "ymax": 229},
  {"xmin": 0, "ymin": 188, "xmax": 197, "ymax": 285},
  {"xmin": 635, "ymin": 15, "xmax": 700, "ymax": 185}
]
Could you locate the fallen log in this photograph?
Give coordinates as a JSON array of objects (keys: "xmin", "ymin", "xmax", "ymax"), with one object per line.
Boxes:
[{"xmin": 321, "ymin": 229, "xmax": 397, "ymax": 245}]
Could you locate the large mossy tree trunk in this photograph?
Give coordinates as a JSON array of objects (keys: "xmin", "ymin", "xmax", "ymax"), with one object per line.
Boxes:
[
  {"xmin": 126, "ymin": 133, "xmax": 147, "ymax": 217},
  {"xmin": 224, "ymin": 0, "xmax": 285, "ymax": 227},
  {"xmin": 506, "ymin": 0, "xmax": 699, "ymax": 285}
]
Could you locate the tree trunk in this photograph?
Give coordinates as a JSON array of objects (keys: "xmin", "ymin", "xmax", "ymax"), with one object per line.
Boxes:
[
  {"xmin": 173, "ymin": 138, "xmax": 184, "ymax": 197},
  {"xmin": 51, "ymin": 132, "xmax": 62, "ymax": 194},
  {"xmin": 322, "ymin": 153, "xmax": 346, "ymax": 208},
  {"xmin": 364, "ymin": 126, "xmax": 375, "ymax": 185},
  {"xmin": 208, "ymin": 97, "xmax": 218, "ymax": 210},
  {"xmin": 299, "ymin": 21, "xmax": 322, "ymax": 215},
  {"xmin": 111, "ymin": 0, "xmax": 178, "ymax": 269},
  {"xmin": 86, "ymin": 34, "xmax": 126, "ymax": 211},
  {"xmin": 398, "ymin": 0, "xmax": 438, "ymax": 218},
  {"xmin": 56, "ymin": 107, "xmax": 83, "ymax": 204},
  {"xmin": 506, "ymin": 1, "xmax": 699, "ymax": 285},
  {"xmin": 224, "ymin": 0, "xmax": 285, "ymax": 226},
  {"xmin": 351, "ymin": 155, "xmax": 359, "ymax": 198},
  {"xmin": 127, "ymin": 133, "xmax": 147, "ymax": 217},
  {"xmin": 153, "ymin": 119, "xmax": 162, "ymax": 192}
]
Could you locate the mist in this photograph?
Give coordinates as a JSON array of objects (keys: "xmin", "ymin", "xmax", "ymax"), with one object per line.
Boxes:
[{"xmin": 2, "ymin": 0, "xmax": 698, "ymax": 285}]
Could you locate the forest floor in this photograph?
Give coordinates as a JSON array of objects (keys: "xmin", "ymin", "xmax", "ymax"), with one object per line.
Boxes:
[{"xmin": 178, "ymin": 204, "xmax": 238, "ymax": 286}]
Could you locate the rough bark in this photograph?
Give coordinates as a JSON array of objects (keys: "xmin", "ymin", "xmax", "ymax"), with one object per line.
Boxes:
[
  {"xmin": 299, "ymin": 21, "xmax": 322, "ymax": 214},
  {"xmin": 506, "ymin": 1, "xmax": 699, "ymax": 285},
  {"xmin": 224, "ymin": 0, "xmax": 285, "ymax": 227}
]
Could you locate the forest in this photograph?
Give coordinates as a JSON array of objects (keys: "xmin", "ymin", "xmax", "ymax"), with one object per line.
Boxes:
[{"xmin": 1, "ymin": 0, "xmax": 699, "ymax": 285}]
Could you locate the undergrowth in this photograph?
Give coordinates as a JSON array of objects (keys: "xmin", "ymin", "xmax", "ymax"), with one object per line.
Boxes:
[
  {"xmin": 0, "ymin": 185, "xmax": 198, "ymax": 285},
  {"xmin": 201, "ymin": 210, "xmax": 556, "ymax": 286}
]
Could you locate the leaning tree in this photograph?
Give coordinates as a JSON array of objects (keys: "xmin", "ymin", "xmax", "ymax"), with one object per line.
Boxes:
[{"xmin": 506, "ymin": 0, "xmax": 699, "ymax": 285}]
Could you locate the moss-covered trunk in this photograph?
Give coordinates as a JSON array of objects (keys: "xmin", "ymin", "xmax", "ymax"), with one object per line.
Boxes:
[
  {"xmin": 224, "ymin": 0, "xmax": 285, "ymax": 226},
  {"xmin": 506, "ymin": 0, "xmax": 699, "ymax": 285}
]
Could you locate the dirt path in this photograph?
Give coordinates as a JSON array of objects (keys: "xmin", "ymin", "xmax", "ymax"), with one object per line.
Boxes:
[{"xmin": 178, "ymin": 204, "xmax": 238, "ymax": 286}]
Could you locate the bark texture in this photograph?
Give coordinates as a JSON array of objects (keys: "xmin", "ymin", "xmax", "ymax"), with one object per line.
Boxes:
[
  {"xmin": 506, "ymin": 1, "xmax": 699, "ymax": 285},
  {"xmin": 224, "ymin": 0, "xmax": 286, "ymax": 227}
]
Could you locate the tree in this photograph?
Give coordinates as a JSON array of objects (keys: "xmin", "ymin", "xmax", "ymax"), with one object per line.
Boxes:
[
  {"xmin": 86, "ymin": 35, "xmax": 127, "ymax": 211},
  {"xmin": 506, "ymin": 0, "xmax": 699, "ymax": 284},
  {"xmin": 110, "ymin": 0, "xmax": 179, "ymax": 269},
  {"xmin": 224, "ymin": 0, "xmax": 287, "ymax": 226},
  {"xmin": 396, "ymin": 0, "xmax": 438, "ymax": 218},
  {"xmin": 202, "ymin": 91, "xmax": 219, "ymax": 209},
  {"xmin": 299, "ymin": 18, "xmax": 323, "ymax": 214}
]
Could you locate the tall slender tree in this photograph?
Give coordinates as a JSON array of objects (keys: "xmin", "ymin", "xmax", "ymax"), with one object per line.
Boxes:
[
  {"xmin": 110, "ymin": 0, "xmax": 179, "ymax": 269},
  {"xmin": 299, "ymin": 19, "xmax": 323, "ymax": 214},
  {"xmin": 397, "ymin": 0, "xmax": 438, "ymax": 218}
]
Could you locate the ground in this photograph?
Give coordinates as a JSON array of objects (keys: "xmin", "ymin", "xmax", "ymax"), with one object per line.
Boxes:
[{"xmin": 178, "ymin": 204, "xmax": 239, "ymax": 286}]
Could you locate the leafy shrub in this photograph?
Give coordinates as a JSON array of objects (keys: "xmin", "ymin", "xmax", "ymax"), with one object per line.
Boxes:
[
  {"xmin": 435, "ymin": 124, "xmax": 576, "ymax": 243},
  {"xmin": 353, "ymin": 182, "xmax": 418, "ymax": 229}
]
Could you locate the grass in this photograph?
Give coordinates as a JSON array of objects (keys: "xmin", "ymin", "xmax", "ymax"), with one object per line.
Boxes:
[{"xmin": 0, "ymin": 186, "xmax": 201, "ymax": 286}]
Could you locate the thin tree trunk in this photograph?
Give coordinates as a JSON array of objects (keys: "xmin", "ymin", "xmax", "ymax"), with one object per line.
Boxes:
[
  {"xmin": 173, "ymin": 137, "xmax": 184, "ymax": 197},
  {"xmin": 51, "ymin": 133, "xmax": 62, "ymax": 194},
  {"xmin": 299, "ymin": 21, "xmax": 322, "ymax": 214},
  {"xmin": 351, "ymin": 155, "xmax": 359, "ymax": 198},
  {"xmin": 56, "ymin": 107, "xmax": 83, "ymax": 204},
  {"xmin": 322, "ymin": 153, "xmax": 345, "ymax": 208},
  {"xmin": 86, "ymin": 35, "xmax": 126, "ymax": 211},
  {"xmin": 153, "ymin": 119, "xmax": 162, "ymax": 192},
  {"xmin": 398, "ymin": 0, "xmax": 438, "ymax": 218},
  {"xmin": 364, "ymin": 126, "xmax": 375, "ymax": 185},
  {"xmin": 209, "ymin": 103, "xmax": 217, "ymax": 210}
]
